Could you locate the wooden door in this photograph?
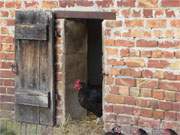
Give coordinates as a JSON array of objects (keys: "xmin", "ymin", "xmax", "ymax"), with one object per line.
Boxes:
[{"xmin": 15, "ymin": 11, "xmax": 55, "ymax": 125}]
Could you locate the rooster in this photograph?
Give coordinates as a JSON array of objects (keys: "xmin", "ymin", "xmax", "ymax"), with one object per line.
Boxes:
[{"xmin": 73, "ymin": 79, "xmax": 102, "ymax": 122}]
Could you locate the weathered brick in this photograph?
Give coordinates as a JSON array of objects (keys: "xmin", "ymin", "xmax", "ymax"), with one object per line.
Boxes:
[
  {"xmin": 159, "ymin": 81, "xmax": 180, "ymax": 91},
  {"xmin": 153, "ymin": 110, "xmax": 164, "ymax": 119},
  {"xmin": 105, "ymin": 94, "xmax": 124, "ymax": 104},
  {"xmin": 104, "ymin": 114, "xmax": 117, "ymax": 122},
  {"xmin": 158, "ymin": 101, "xmax": 172, "ymax": 111},
  {"xmin": 106, "ymin": 21, "xmax": 122, "ymax": 28},
  {"xmin": 165, "ymin": 111, "xmax": 177, "ymax": 121},
  {"xmin": 141, "ymin": 108, "xmax": 153, "ymax": 118},
  {"xmin": 148, "ymin": 60, "xmax": 169, "ymax": 68},
  {"xmin": 164, "ymin": 72, "xmax": 177, "ymax": 80},
  {"xmin": 24, "ymin": 1, "xmax": 39, "ymax": 8},
  {"xmin": 124, "ymin": 96, "xmax": 136, "ymax": 105},
  {"xmin": 96, "ymin": 0, "xmax": 113, "ymax": 8},
  {"xmin": 117, "ymin": 0, "xmax": 135, "ymax": 7},
  {"xmin": 76, "ymin": 1, "xmax": 93, "ymax": 7},
  {"xmin": 119, "ymin": 86, "xmax": 129, "ymax": 96},
  {"xmin": 170, "ymin": 19, "xmax": 180, "ymax": 27},
  {"xmin": 106, "ymin": 48, "xmax": 118, "ymax": 56},
  {"xmin": 143, "ymin": 9, "xmax": 153, "ymax": 18},
  {"xmin": 137, "ymin": 79, "xmax": 158, "ymax": 89},
  {"xmin": 42, "ymin": 1, "xmax": 58, "ymax": 9},
  {"xmin": 138, "ymin": 118, "xmax": 160, "ymax": 128},
  {"xmin": 120, "ymin": 68, "xmax": 141, "ymax": 78},
  {"xmin": 140, "ymin": 50, "xmax": 152, "ymax": 57},
  {"xmin": 169, "ymin": 60, "xmax": 180, "ymax": 70},
  {"xmin": 114, "ymin": 40, "xmax": 134, "ymax": 47},
  {"xmin": 146, "ymin": 19, "xmax": 166, "ymax": 28},
  {"xmin": 120, "ymin": 48, "xmax": 129, "ymax": 57},
  {"xmin": 161, "ymin": 0, "xmax": 180, "ymax": 7},
  {"xmin": 153, "ymin": 89, "xmax": 164, "ymax": 100},
  {"xmin": 125, "ymin": 58, "xmax": 145, "ymax": 67},
  {"xmin": 125, "ymin": 19, "xmax": 144, "ymax": 27},
  {"xmin": 115, "ymin": 78, "xmax": 136, "ymax": 87},
  {"xmin": 138, "ymin": 0, "xmax": 158, "ymax": 8},
  {"xmin": 137, "ymin": 40, "xmax": 158, "ymax": 47},
  {"xmin": 117, "ymin": 115, "xmax": 137, "ymax": 125},
  {"xmin": 142, "ymin": 70, "xmax": 153, "ymax": 78},
  {"xmin": 130, "ymin": 87, "xmax": 140, "ymax": 97},
  {"xmin": 141, "ymin": 88, "xmax": 152, "ymax": 97},
  {"xmin": 164, "ymin": 91, "xmax": 176, "ymax": 101},
  {"xmin": 104, "ymin": 105, "xmax": 113, "ymax": 113}
]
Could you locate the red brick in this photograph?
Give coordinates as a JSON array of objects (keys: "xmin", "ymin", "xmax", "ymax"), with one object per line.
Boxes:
[
  {"xmin": 165, "ymin": 9, "xmax": 175, "ymax": 17},
  {"xmin": 153, "ymin": 110, "xmax": 164, "ymax": 119},
  {"xmin": 141, "ymin": 88, "xmax": 152, "ymax": 97},
  {"xmin": 137, "ymin": 40, "xmax": 158, "ymax": 47},
  {"xmin": 154, "ymin": 9, "xmax": 165, "ymax": 17},
  {"xmin": 170, "ymin": 19, "xmax": 180, "ymax": 27},
  {"xmin": 113, "ymin": 105, "xmax": 133, "ymax": 115},
  {"xmin": 159, "ymin": 81, "xmax": 180, "ymax": 91},
  {"xmin": 162, "ymin": 51, "xmax": 174, "ymax": 58},
  {"xmin": 76, "ymin": 1, "xmax": 93, "ymax": 7},
  {"xmin": 117, "ymin": 0, "xmax": 135, "ymax": 7},
  {"xmin": 107, "ymin": 59, "xmax": 124, "ymax": 66},
  {"xmin": 120, "ymin": 68, "xmax": 141, "ymax": 78},
  {"xmin": 146, "ymin": 19, "xmax": 166, "ymax": 28},
  {"xmin": 0, "ymin": 11, "xmax": 9, "ymax": 17},
  {"xmin": 141, "ymin": 108, "xmax": 153, "ymax": 118},
  {"xmin": 125, "ymin": 58, "xmax": 145, "ymax": 67},
  {"xmin": 106, "ymin": 21, "xmax": 122, "ymax": 28},
  {"xmin": 117, "ymin": 115, "xmax": 137, "ymax": 125},
  {"xmin": 165, "ymin": 111, "xmax": 177, "ymax": 121},
  {"xmin": 0, "ymin": 71, "xmax": 15, "ymax": 78},
  {"xmin": 125, "ymin": 19, "xmax": 144, "ymax": 27},
  {"xmin": 0, "ymin": 1, "xmax": 4, "ymax": 7},
  {"xmin": 148, "ymin": 60, "xmax": 169, "ymax": 68},
  {"xmin": 138, "ymin": 118, "xmax": 160, "ymax": 128},
  {"xmin": 104, "ymin": 39, "xmax": 114, "ymax": 46},
  {"xmin": 59, "ymin": 1, "xmax": 75, "ymax": 7},
  {"xmin": 106, "ymin": 48, "xmax": 118, "ymax": 56},
  {"xmin": 138, "ymin": 0, "xmax": 158, "ymax": 8},
  {"xmin": 104, "ymin": 105, "xmax": 113, "ymax": 113},
  {"xmin": 161, "ymin": 0, "xmax": 180, "ymax": 7},
  {"xmin": 105, "ymin": 94, "xmax": 124, "ymax": 104},
  {"xmin": 115, "ymin": 78, "xmax": 136, "ymax": 87},
  {"xmin": 164, "ymin": 91, "xmax": 176, "ymax": 101},
  {"xmin": 143, "ymin": 9, "xmax": 153, "ymax": 18},
  {"xmin": 96, "ymin": 0, "xmax": 113, "ymax": 7},
  {"xmin": 153, "ymin": 89, "xmax": 164, "ymax": 100},
  {"xmin": 0, "ymin": 36, "xmax": 14, "ymax": 43},
  {"xmin": 120, "ymin": 48, "xmax": 129, "ymax": 57},
  {"xmin": 175, "ymin": 51, "xmax": 180, "ymax": 58},
  {"xmin": 119, "ymin": 86, "xmax": 129, "ymax": 96},
  {"xmin": 24, "ymin": 1, "xmax": 39, "ymax": 8},
  {"xmin": 5, "ymin": 1, "xmax": 21, "ymax": 8},
  {"xmin": 158, "ymin": 41, "xmax": 180, "ymax": 48},
  {"xmin": 109, "ymin": 86, "xmax": 119, "ymax": 95},
  {"xmin": 158, "ymin": 101, "xmax": 172, "ymax": 111},
  {"xmin": 140, "ymin": 50, "xmax": 152, "ymax": 57},
  {"xmin": 137, "ymin": 79, "xmax": 158, "ymax": 89},
  {"xmin": 164, "ymin": 72, "xmax": 177, "ymax": 80},
  {"xmin": 42, "ymin": 1, "xmax": 58, "ymax": 9},
  {"xmin": 172, "ymin": 102, "xmax": 180, "ymax": 111},
  {"xmin": 114, "ymin": 40, "xmax": 134, "ymax": 47},
  {"xmin": 136, "ymin": 98, "xmax": 156, "ymax": 108},
  {"xmin": 104, "ymin": 114, "xmax": 116, "ymax": 122},
  {"xmin": 142, "ymin": 70, "xmax": 153, "ymax": 78},
  {"xmin": 0, "ymin": 95, "xmax": 15, "ymax": 102},
  {"xmin": 176, "ymin": 92, "xmax": 180, "ymax": 102},
  {"xmin": 124, "ymin": 96, "xmax": 136, "ymax": 105}
]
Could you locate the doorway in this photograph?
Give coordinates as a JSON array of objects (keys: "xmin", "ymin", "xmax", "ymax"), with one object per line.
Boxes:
[{"xmin": 64, "ymin": 19, "xmax": 102, "ymax": 120}]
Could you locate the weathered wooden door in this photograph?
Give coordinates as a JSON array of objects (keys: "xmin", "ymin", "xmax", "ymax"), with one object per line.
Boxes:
[{"xmin": 15, "ymin": 11, "xmax": 55, "ymax": 125}]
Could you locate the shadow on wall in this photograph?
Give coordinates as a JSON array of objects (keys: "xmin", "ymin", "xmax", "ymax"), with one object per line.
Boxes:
[{"xmin": 0, "ymin": 126, "xmax": 16, "ymax": 135}]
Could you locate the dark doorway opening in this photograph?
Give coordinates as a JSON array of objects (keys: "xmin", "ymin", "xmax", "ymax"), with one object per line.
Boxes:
[{"xmin": 64, "ymin": 19, "xmax": 102, "ymax": 120}]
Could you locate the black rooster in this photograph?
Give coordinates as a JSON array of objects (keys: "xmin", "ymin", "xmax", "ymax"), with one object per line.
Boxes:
[{"xmin": 73, "ymin": 80, "xmax": 102, "ymax": 121}]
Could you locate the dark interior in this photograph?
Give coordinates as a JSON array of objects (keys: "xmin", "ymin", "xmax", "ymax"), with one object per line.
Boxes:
[{"xmin": 64, "ymin": 19, "xmax": 102, "ymax": 120}]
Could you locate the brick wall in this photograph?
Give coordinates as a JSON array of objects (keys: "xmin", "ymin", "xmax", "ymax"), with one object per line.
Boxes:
[{"xmin": 0, "ymin": 0, "xmax": 180, "ymax": 134}]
